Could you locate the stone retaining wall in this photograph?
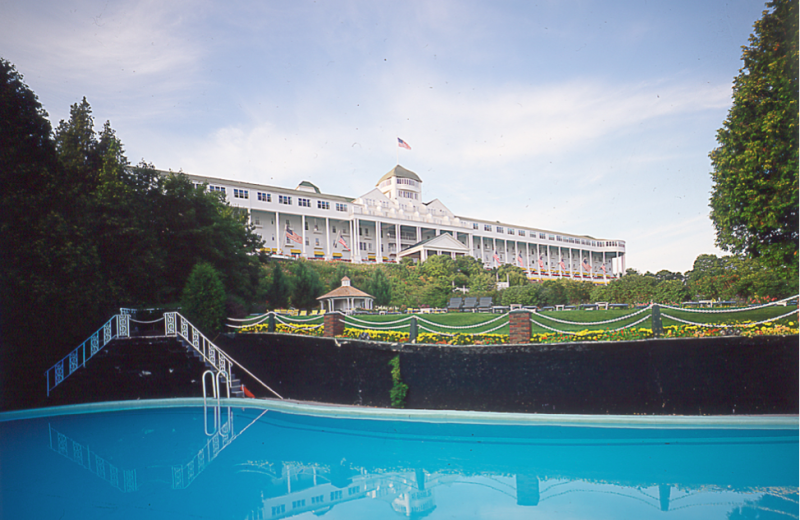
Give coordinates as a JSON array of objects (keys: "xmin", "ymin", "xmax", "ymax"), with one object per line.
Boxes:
[{"xmin": 215, "ymin": 334, "xmax": 799, "ymax": 415}]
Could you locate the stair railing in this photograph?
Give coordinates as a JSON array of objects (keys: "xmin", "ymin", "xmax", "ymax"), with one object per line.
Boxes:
[
  {"xmin": 164, "ymin": 312, "xmax": 233, "ymax": 386},
  {"xmin": 165, "ymin": 312, "xmax": 284, "ymax": 400},
  {"xmin": 45, "ymin": 314, "xmax": 131, "ymax": 396}
]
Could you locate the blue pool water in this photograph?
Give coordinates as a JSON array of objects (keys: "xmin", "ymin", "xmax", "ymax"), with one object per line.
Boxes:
[{"xmin": 0, "ymin": 399, "xmax": 797, "ymax": 519}]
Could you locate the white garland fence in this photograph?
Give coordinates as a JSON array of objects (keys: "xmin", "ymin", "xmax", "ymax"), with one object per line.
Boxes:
[
  {"xmin": 661, "ymin": 308, "xmax": 799, "ymax": 329},
  {"xmin": 660, "ymin": 295, "xmax": 798, "ymax": 314}
]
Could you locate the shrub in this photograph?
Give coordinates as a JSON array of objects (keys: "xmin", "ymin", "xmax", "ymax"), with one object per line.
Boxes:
[{"xmin": 181, "ymin": 262, "xmax": 226, "ymax": 336}]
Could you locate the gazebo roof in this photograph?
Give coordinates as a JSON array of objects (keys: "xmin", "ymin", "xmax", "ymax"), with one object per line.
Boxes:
[{"xmin": 317, "ymin": 285, "xmax": 374, "ymax": 300}]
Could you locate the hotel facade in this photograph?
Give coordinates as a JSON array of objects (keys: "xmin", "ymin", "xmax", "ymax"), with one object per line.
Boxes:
[{"xmin": 183, "ymin": 165, "xmax": 626, "ymax": 283}]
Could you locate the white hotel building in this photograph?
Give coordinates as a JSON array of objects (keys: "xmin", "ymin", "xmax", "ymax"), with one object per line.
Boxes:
[{"xmin": 184, "ymin": 165, "xmax": 626, "ymax": 282}]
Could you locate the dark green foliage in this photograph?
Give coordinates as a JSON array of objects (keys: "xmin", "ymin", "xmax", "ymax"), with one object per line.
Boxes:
[
  {"xmin": 388, "ymin": 355, "xmax": 408, "ymax": 408},
  {"xmin": 291, "ymin": 261, "xmax": 324, "ymax": 310},
  {"xmin": 266, "ymin": 262, "xmax": 291, "ymax": 309},
  {"xmin": 181, "ymin": 262, "xmax": 226, "ymax": 336},
  {"xmin": 709, "ymin": 0, "xmax": 798, "ymax": 272},
  {"xmin": 0, "ymin": 59, "xmax": 266, "ymax": 406},
  {"xmin": 365, "ymin": 268, "xmax": 392, "ymax": 306}
]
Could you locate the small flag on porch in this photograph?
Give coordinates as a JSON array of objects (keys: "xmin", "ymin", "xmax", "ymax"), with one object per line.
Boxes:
[
  {"xmin": 538, "ymin": 256, "xmax": 545, "ymax": 269},
  {"xmin": 493, "ymin": 251, "xmax": 501, "ymax": 264},
  {"xmin": 559, "ymin": 259, "xmax": 566, "ymax": 271},
  {"xmin": 337, "ymin": 234, "xmax": 350, "ymax": 251},
  {"xmin": 517, "ymin": 254, "xmax": 524, "ymax": 267},
  {"xmin": 582, "ymin": 258, "xmax": 592, "ymax": 272}
]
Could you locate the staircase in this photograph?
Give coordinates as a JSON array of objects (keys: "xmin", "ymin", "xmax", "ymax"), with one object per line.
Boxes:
[{"xmin": 45, "ymin": 311, "xmax": 254, "ymax": 404}]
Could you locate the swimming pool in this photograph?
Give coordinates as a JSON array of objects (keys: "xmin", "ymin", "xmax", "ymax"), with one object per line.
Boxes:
[{"xmin": 1, "ymin": 399, "xmax": 797, "ymax": 519}]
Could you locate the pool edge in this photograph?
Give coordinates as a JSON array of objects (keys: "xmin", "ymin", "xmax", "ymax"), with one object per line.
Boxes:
[{"xmin": 1, "ymin": 398, "xmax": 797, "ymax": 429}]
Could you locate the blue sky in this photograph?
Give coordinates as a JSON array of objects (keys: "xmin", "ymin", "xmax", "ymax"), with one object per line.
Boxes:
[{"xmin": 1, "ymin": 0, "xmax": 768, "ymax": 273}]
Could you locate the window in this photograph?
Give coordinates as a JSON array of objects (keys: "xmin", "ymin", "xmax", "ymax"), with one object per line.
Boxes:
[
  {"xmin": 473, "ymin": 223, "xmax": 479, "ymax": 230},
  {"xmin": 315, "ymin": 238, "xmax": 320, "ymax": 246},
  {"xmin": 292, "ymin": 499, "xmax": 306, "ymax": 509},
  {"xmin": 348, "ymin": 486, "xmax": 360, "ymax": 495},
  {"xmin": 397, "ymin": 178, "xmax": 417, "ymax": 186},
  {"xmin": 331, "ymin": 490, "xmax": 343, "ymax": 501},
  {"xmin": 399, "ymin": 190, "xmax": 418, "ymax": 200},
  {"xmin": 507, "ymin": 228, "xmax": 514, "ymax": 235},
  {"xmin": 519, "ymin": 230, "xmax": 526, "ymax": 236},
  {"xmin": 359, "ymin": 242, "xmax": 366, "ymax": 251},
  {"xmin": 279, "ymin": 195, "xmax": 292, "ymax": 205},
  {"xmin": 209, "ymin": 185, "xmax": 226, "ymax": 194},
  {"xmin": 336, "ymin": 203, "xmax": 348, "ymax": 212},
  {"xmin": 548, "ymin": 234, "xmax": 555, "ymax": 240},
  {"xmin": 539, "ymin": 233, "xmax": 546, "ymax": 239},
  {"xmin": 496, "ymin": 226, "xmax": 503, "ymax": 233},
  {"xmin": 254, "ymin": 216, "xmax": 260, "ymax": 226},
  {"xmin": 233, "ymin": 188, "xmax": 248, "ymax": 199},
  {"xmin": 332, "ymin": 225, "xmax": 337, "ymax": 233},
  {"xmin": 484, "ymin": 224, "xmax": 492, "ymax": 232},
  {"xmin": 311, "ymin": 496, "xmax": 324, "ymax": 504},
  {"xmin": 298, "ymin": 197, "xmax": 311, "ymax": 207},
  {"xmin": 258, "ymin": 192, "xmax": 271, "ymax": 202},
  {"xmin": 271, "ymin": 505, "xmax": 285, "ymax": 516},
  {"xmin": 317, "ymin": 200, "xmax": 330, "ymax": 210}
]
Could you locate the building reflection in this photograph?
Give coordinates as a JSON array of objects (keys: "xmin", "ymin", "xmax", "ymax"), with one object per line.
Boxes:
[{"xmin": 43, "ymin": 406, "xmax": 799, "ymax": 520}]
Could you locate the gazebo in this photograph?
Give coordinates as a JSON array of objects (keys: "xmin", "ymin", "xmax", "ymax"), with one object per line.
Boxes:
[{"xmin": 317, "ymin": 277, "xmax": 374, "ymax": 313}]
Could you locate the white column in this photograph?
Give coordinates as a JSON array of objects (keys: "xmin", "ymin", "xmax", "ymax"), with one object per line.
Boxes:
[
  {"xmin": 602, "ymin": 251, "xmax": 607, "ymax": 282},
  {"xmin": 325, "ymin": 217, "xmax": 331, "ymax": 260},
  {"xmin": 376, "ymin": 221, "xmax": 383, "ymax": 263},
  {"xmin": 276, "ymin": 210, "xmax": 281, "ymax": 254},
  {"xmin": 395, "ymin": 224, "xmax": 400, "ymax": 261},
  {"xmin": 416, "ymin": 226, "xmax": 421, "ymax": 242},
  {"xmin": 301, "ymin": 215, "xmax": 306, "ymax": 259}
]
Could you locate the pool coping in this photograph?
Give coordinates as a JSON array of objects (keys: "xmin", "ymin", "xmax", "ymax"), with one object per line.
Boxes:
[{"xmin": 1, "ymin": 398, "xmax": 797, "ymax": 429}]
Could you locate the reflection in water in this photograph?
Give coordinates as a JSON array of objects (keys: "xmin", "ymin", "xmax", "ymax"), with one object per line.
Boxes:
[{"xmin": 2, "ymin": 405, "xmax": 796, "ymax": 519}]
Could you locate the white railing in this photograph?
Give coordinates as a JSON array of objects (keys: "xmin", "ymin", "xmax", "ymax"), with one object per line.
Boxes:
[
  {"xmin": 165, "ymin": 312, "xmax": 283, "ymax": 400},
  {"xmin": 45, "ymin": 314, "xmax": 131, "ymax": 396}
]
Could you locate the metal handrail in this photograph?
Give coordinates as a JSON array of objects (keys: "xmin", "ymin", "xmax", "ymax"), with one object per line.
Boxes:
[
  {"xmin": 165, "ymin": 312, "xmax": 283, "ymax": 400},
  {"xmin": 45, "ymin": 314, "xmax": 131, "ymax": 396}
]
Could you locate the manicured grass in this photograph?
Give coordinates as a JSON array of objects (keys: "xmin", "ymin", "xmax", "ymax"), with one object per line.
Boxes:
[{"xmin": 342, "ymin": 306, "xmax": 797, "ymax": 335}]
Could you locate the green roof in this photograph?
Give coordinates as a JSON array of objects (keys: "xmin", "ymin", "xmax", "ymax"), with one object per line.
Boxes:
[
  {"xmin": 376, "ymin": 165, "xmax": 422, "ymax": 185},
  {"xmin": 297, "ymin": 180, "xmax": 321, "ymax": 194}
]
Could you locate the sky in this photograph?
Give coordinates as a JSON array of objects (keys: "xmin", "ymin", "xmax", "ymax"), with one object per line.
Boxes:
[{"xmin": 1, "ymin": 0, "xmax": 769, "ymax": 274}]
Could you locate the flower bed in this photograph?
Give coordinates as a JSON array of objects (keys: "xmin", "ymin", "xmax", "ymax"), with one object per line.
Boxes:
[{"xmin": 239, "ymin": 322, "xmax": 797, "ymax": 344}]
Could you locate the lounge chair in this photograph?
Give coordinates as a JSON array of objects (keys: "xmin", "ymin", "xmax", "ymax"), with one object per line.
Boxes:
[
  {"xmin": 447, "ymin": 297, "xmax": 464, "ymax": 312},
  {"xmin": 462, "ymin": 297, "xmax": 478, "ymax": 312},
  {"xmin": 477, "ymin": 297, "xmax": 493, "ymax": 312}
]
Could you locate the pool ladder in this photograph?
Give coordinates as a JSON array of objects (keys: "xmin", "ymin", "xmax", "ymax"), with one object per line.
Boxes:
[{"xmin": 202, "ymin": 369, "xmax": 233, "ymax": 436}]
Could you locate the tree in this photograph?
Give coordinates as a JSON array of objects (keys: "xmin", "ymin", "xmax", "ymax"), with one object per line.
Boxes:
[
  {"xmin": 709, "ymin": 0, "xmax": 798, "ymax": 271},
  {"xmin": 266, "ymin": 262, "xmax": 291, "ymax": 309},
  {"xmin": 291, "ymin": 261, "xmax": 324, "ymax": 310},
  {"xmin": 366, "ymin": 268, "xmax": 392, "ymax": 306},
  {"xmin": 181, "ymin": 262, "xmax": 226, "ymax": 336}
]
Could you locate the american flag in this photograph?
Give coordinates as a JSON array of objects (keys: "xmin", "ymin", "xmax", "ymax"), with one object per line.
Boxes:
[
  {"xmin": 582, "ymin": 258, "xmax": 592, "ymax": 272},
  {"xmin": 397, "ymin": 137, "xmax": 411, "ymax": 150},
  {"xmin": 538, "ymin": 257, "xmax": 545, "ymax": 269},
  {"xmin": 285, "ymin": 227, "xmax": 302, "ymax": 244},
  {"xmin": 517, "ymin": 254, "xmax": 524, "ymax": 267},
  {"xmin": 493, "ymin": 251, "xmax": 501, "ymax": 264},
  {"xmin": 600, "ymin": 264, "xmax": 607, "ymax": 273},
  {"xmin": 559, "ymin": 259, "xmax": 566, "ymax": 271},
  {"xmin": 337, "ymin": 234, "xmax": 350, "ymax": 251}
]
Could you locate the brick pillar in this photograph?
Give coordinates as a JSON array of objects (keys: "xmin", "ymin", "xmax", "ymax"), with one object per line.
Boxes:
[
  {"xmin": 509, "ymin": 310, "xmax": 531, "ymax": 344},
  {"xmin": 324, "ymin": 311, "xmax": 346, "ymax": 337}
]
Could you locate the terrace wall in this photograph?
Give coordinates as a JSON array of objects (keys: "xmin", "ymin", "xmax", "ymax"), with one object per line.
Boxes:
[{"xmin": 215, "ymin": 334, "xmax": 798, "ymax": 415}]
